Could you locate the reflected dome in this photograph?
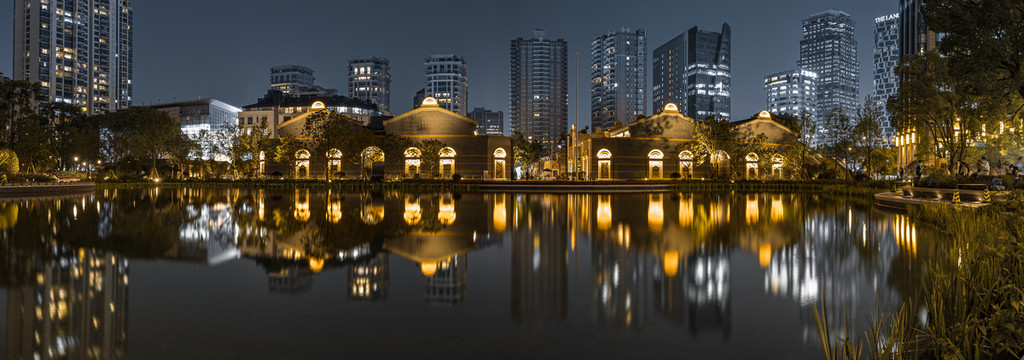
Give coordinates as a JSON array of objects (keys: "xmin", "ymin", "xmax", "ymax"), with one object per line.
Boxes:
[{"xmin": 420, "ymin": 262, "xmax": 438, "ymax": 277}]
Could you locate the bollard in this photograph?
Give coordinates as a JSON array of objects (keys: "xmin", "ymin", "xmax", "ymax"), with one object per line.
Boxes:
[
  {"xmin": 984, "ymin": 188, "xmax": 991, "ymax": 203},
  {"xmin": 953, "ymin": 189, "xmax": 961, "ymax": 204}
]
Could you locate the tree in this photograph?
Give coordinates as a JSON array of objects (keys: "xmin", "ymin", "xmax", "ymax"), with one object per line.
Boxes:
[
  {"xmin": 11, "ymin": 115, "xmax": 53, "ymax": 173},
  {"xmin": 692, "ymin": 116, "xmax": 737, "ymax": 178},
  {"xmin": 274, "ymin": 136, "xmax": 305, "ymax": 178},
  {"xmin": 852, "ymin": 97, "xmax": 885, "ymax": 177},
  {"xmin": 123, "ymin": 108, "xmax": 180, "ymax": 178},
  {"xmin": 166, "ymin": 133, "xmax": 201, "ymax": 179},
  {"xmin": 0, "ymin": 81, "xmax": 43, "ymax": 148},
  {"xmin": 512, "ymin": 132, "xmax": 543, "ymax": 179},
  {"xmin": 416, "ymin": 139, "xmax": 447, "ymax": 177},
  {"xmin": 819, "ymin": 108, "xmax": 855, "ymax": 169},
  {"xmin": 229, "ymin": 119, "xmax": 271, "ymax": 178},
  {"xmin": 302, "ymin": 110, "xmax": 364, "ymax": 179}
]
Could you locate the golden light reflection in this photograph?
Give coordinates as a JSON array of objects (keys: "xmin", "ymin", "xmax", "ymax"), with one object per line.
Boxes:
[
  {"xmin": 493, "ymin": 194, "xmax": 506, "ymax": 232},
  {"xmin": 745, "ymin": 195, "xmax": 759, "ymax": 225},
  {"xmin": 758, "ymin": 244, "xmax": 772, "ymax": 268},
  {"xmin": 648, "ymin": 194, "xmax": 664, "ymax": 232},
  {"xmin": 438, "ymin": 195, "xmax": 456, "ymax": 225},
  {"xmin": 420, "ymin": 262, "xmax": 438, "ymax": 277},
  {"xmin": 770, "ymin": 195, "xmax": 784, "ymax": 223},
  {"xmin": 326, "ymin": 199, "xmax": 342, "ymax": 224},
  {"xmin": 308, "ymin": 258, "xmax": 325, "ymax": 273},
  {"xmin": 893, "ymin": 214, "xmax": 917, "ymax": 256},
  {"xmin": 257, "ymin": 190, "xmax": 265, "ymax": 221},
  {"xmin": 361, "ymin": 196, "xmax": 384, "ymax": 225},
  {"xmin": 404, "ymin": 196, "xmax": 422, "ymax": 225},
  {"xmin": 597, "ymin": 194, "xmax": 612, "ymax": 231},
  {"xmin": 710, "ymin": 201, "xmax": 729, "ymax": 224},
  {"xmin": 679, "ymin": 195, "xmax": 693, "ymax": 227},
  {"xmin": 663, "ymin": 251, "xmax": 680, "ymax": 277},
  {"xmin": 293, "ymin": 189, "xmax": 310, "ymax": 222}
]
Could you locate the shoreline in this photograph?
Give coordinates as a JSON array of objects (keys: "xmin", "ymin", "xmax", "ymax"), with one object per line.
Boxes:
[{"xmin": 0, "ymin": 182, "xmax": 97, "ymax": 198}]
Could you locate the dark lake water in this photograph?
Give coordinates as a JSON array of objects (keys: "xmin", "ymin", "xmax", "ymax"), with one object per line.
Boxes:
[{"xmin": 0, "ymin": 188, "xmax": 943, "ymax": 359}]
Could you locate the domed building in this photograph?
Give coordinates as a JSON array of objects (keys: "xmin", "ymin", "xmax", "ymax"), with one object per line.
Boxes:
[{"xmin": 567, "ymin": 104, "xmax": 799, "ymax": 180}]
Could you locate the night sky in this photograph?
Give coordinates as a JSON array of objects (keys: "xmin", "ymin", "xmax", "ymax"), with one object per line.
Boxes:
[{"xmin": 2, "ymin": 0, "xmax": 894, "ymax": 129}]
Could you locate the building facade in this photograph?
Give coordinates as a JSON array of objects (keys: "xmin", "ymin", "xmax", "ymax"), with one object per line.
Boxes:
[
  {"xmin": 569, "ymin": 104, "xmax": 798, "ymax": 181},
  {"xmin": 238, "ymin": 90, "xmax": 383, "ymax": 139},
  {"xmin": 899, "ymin": 0, "xmax": 937, "ymax": 58},
  {"xmin": 764, "ymin": 69, "xmax": 818, "ymax": 120},
  {"xmin": 874, "ymin": 13, "xmax": 900, "ymax": 141},
  {"xmin": 269, "ymin": 65, "xmax": 337, "ymax": 96},
  {"xmin": 652, "ymin": 24, "xmax": 731, "ymax": 121},
  {"xmin": 798, "ymin": 10, "xmax": 859, "ymax": 134},
  {"xmin": 424, "ymin": 54, "xmax": 469, "ymax": 115},
  {"xmin": 14, "ymin": 0, "xmax": 133, "ymax": 114},
  {"xmin": 468, "ymin": 107, "xmax": 504, "ymax": 136},
  {"xmin": 150, "ymin": 99, "xmax": 241, "ymax": 160},
  {"xmin": 591, "ymin": 28, "xmax": 647, "ymax": 131},
  {"xmin": 509, "ymin": 30, "xmax": 569, "ymax": 149},
  {"xmin": 348, "ymin": 56, "xmax": 391, "ymax": 115}
]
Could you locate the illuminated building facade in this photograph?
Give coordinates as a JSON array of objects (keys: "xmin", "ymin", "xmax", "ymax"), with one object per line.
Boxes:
[
  {"xmin": 874, "ymin": 13, "xmax": 900, "ymax": 141},
  {"xmin": 509, "ymin": 29, "xmax": 569, "ymax": 149},
  {"xmin": 468, "ymin": 107, "xmax": 504, "ymax": 136},
  {"xmin": 652, "ymin": 24, "xmax": 731, "ymax": 121},
  {"xmin": 150, "ymin": 99, "xmax": 242, "ymax": 159},
  {"xmin": 511, "ymin": 195, "xmax": 567, "ymax": 324},
  {"xmin": 349, "ymin": 253, "xmax": 389, "ymax": 301},
  {"xmin": 424, "ymin": 54, "xmax": 469, "ymax": 115},
  {"xmin": 237, "ymin": 90, "xmax": 383, "ymax": 139},
  {"xmin": 14, "ymin": 0, "xmax": 133, "ymax": 114},
  {"xmin": 347, "ymin": 56, "xmax": 391, "ymax": 114},
  {"xmin": 569, "ymin": 105, "xmax": 797, "ymax": 180},
  {"xmin": 425, "ymin": 255, "xmax": 467, "ymax": 305},
  {"xmin": 798, "ymin": 10, "xmax": 860, "ymax": 139},
  {"xmin": 763, "ymin": 69, "xmax": 818, "ymax": 120},
  {"xmin": 591, "ymin": 28, "xmax": 647, "ymax": 131}
]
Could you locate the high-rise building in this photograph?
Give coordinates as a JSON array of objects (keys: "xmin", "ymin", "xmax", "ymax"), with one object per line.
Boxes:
[
  {"xmin": 13, "ymin": 0, "xmax": 134, "ymax": 114},
  {"xmin": 468, "ymin": 107, "xmax": 504, "ymax": 136},
  {"xmin": 348, "ymin": 56, "xmax": 391, "ymax": 115},
  {"xmin": 412, "ymin": 88, "xmax": 426, "ymax": 110},
  {"xmin": 509, "ymin": 29, "xmax": 569, "ymax": 149},
  {"xmin": 764, "ymin": 69, "xmax": 818, "ymax": 119},
  {"xmin": 269, "ymin": 65, "xmax": 338, "ymax": 96},
  {"xmin": 874, "ymin": 13, "xmax": 900, "ymax": 140},
  {"xmin": 424, "ymin": 54, "xmax": 469, "ymax": 115},
  {"xmin": 653, "ymin": 24, "xmax": 731, "ymax": 121},
  {"xmin": 591, "ymin": 28, "xmax": 647, "ymax": 130},
  {"xmin": 798, "ymin": 10, "xmax": 859, "ymax": 132},
  {"xmin": 899, "ymin": 0, "xmax": 938, "ymax": 58}
]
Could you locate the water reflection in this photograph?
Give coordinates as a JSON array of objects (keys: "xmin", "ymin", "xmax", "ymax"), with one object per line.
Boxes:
[{"xmin": 0, "ymin": 189, "xmax": 945, "ymax": 358}]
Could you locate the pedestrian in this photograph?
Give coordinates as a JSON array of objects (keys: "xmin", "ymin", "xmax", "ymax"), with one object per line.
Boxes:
[
  {"xmin": 1015, "ymin": 156, "xmax": 1024, "ymax": 177},
  {"xmin": 976, "ymin": 157, "xmax": 990, "ymax": 177}
]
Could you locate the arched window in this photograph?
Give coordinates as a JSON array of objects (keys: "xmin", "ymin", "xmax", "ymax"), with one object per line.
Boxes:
[
  {"xmin": 258, "ymin": 151, "xmax": 266, "ymax": 177},
  {"xmin": 648, "ymin": 150, "xmax": 664, "ymax": 179},
  {"xmin": 327, "ymin": 149, "xmax": 342, "ymax": 179},
  {"xmin": 493, "ymin": 148, "xmax": 507, "ymax": 179},
  {"xmin": 678, "ymin": 150, "xmax": 694, "ymax": 178},
  {"xmin": 295, "ymin": 150, "xmax": 311, "ymax": 179},
  {"xmin": 404, "ymin": 147, "xmax": 422, "ymax": 177},
  {"xmin": 597, "ymin": 149, "xmax": 612, "ymax": 180},
  {"xmin": 745, "ymin": 153, "xmax": 759, "ymax": 179},
  {"xmin": 439, "ymin": 147, "xmax": 456, "ymax": 179}
]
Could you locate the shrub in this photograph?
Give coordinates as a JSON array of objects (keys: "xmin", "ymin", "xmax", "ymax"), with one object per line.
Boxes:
[
  {"xmin": 670, "ymin": 172, "xmax": 681, "ymax": 179},
  {"xmin": 0, "ymin": 149, "xmax": 18, "ymax": 179},
  {"xmin": 451, "ymin": 174, "xmax": 462, "ymax": 181}
]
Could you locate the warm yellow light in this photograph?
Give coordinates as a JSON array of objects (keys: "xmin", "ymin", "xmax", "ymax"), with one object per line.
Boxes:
[
  {"xmin": 648, "ymin": 194, "xmax": 664, "ymax": 231},
  {"xmin": 310, "ymin": 101, "xmax": 326, "ymax": 110},
  {"xmin": 663, "ymin": 251, "xmax": 680, "ymax": 277},
  {"xmin": 759, "ymin": 244, "xmax": 772, "ymax": 268},
  {"xmin": 597, "ymin": 195, "xmax": 612, "ymax": 230},
  {"xmin": 663, "ymin": 103, "xmax": 679, "ymax": 113},
  {"xmin": 308, "ymin": 258, "xmax": 325, "ymax": 273},
  {"xmin": 757, "ymin": 110, "xmax": 772, "ymax": 119},
  {"xmin": 420, "ymin": 262, "xmax": 438, "ymax": 277},
  {"xmin": 421, "ymin": 97, "xmax": 439, "ymax": 107},
  {"xmin": 493, "ymin": 195, "xmax": 506, "ymax": 232}
]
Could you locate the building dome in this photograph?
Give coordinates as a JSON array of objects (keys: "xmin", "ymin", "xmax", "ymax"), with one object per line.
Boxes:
[
  {"xmin": 757, "ymin": 110, "xmax": 772, "ymax": 120},
  {"xmin": 421, "ymin": 97, "xmax": 439, "ymax": 107},
  {"xmin": 664, "ymin": 103, "xmax": 680, "ymax": 113}
]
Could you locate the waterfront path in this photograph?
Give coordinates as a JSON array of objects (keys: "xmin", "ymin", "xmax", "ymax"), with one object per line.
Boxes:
[{"xmin": 0, "ymin": 182, "xmax": 96, "ymax": 198}]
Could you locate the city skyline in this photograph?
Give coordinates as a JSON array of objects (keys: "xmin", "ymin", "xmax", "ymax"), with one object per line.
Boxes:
[{"xmin": 1, "ymin": 0, "xmax": 894, "ymax": 127}]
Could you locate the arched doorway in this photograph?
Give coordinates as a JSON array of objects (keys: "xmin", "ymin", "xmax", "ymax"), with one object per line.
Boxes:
[
  {"xmin": 258, "ymin": 151, "xmax": 266, "ymax": 177},
  {"xmin": 745, "ymin": 153, "xmax": 759, "ymax": 179},
  {"xmin": 712, "ymin": 150, "xmax": 730, "ymax": 178},
  {"xmin": 404, "ymin": 147, "xmax": 422, "ymax": 177},
  {"xmin": 439, "ymin": 147, "xmax": 456, "ymax": 179},
  {"xmin": 772, "ymin": 154, "xmax": 785, "ymax": 179},
  {"xmin": 295, "ymin": 150, "xmax": 310, "ymax": 179},
  {"xmin": 648, "ymin": 149, "xmax": 664, "ymax": 179},
  {"xmin": 678, "ymin": 150, "xmax": 694, "ymax": 178},
  {"xmin": 327, "ymin": 149, "xmax": 342, "ymax": 179},
  {"xmin": 493, "ymin": 148, "xmax": 507, "ymax": 180},
  {"xmin": 362, "ymin": 146, "xmax": 384, "ymax": 178},
  {"xmin": 597, "ymin": 149, "xmax": 612, "ymax": 180}
]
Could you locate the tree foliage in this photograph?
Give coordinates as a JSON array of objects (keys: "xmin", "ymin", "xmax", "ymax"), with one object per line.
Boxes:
[{"xmin": 512, "ymin": 132, "xmax": 543, "ymax": 178}]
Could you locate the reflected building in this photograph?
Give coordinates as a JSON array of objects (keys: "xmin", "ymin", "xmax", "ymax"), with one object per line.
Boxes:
[
  {"xmin": 511, "ymin": 195, "xmax": 567, "ymax": 324},
  {"xmin": 424, "ymin": 256, "xmax": 467, "ymax": 306},
  {"xmin": 170, "ymin": 202, "xmax": 240, "ymax": 266},
  {"xmin": 4, "ymin": 250, "xmax": 128, "ymax": 359},
  {"xmin": 348, "ymin": 253, "xmax": 389, "ymax": 301},
  {"xmin": 684, "ymin": 249, "xmax": 731, "ymax": 336},
  {"xmin": 592, "ymin": 224, "xmax": 647, "ymax": 330},
  {"xmin": 267, "ymin": 265, "xmax": 314, "ymax": 293}
]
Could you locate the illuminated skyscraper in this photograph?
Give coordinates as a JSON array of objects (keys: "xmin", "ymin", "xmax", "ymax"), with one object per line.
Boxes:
[
  {"xmin": 509, "ymin": 29, "xmax": 569, "ymax": 149},
  {"xmin": 764, "ymin": 69, "xmax": 818, "ymax": 119},
  {"xmin": 591, "ymin": 28, "xmax": 647, "ymax": 130},
  {"xmin": 13, "ymin": 0, "xmax": 133, "ymax": 114},
  {"xmin": 349, "ymin": 253, "xmax": 389, "ymax": 301},
  {"xmin": 652, "ymin": 24, "xmax": 731, "ymax": 121},
  {"xmin": 874, "ymin": 13, "xmax": 900, "ymax": 140},
  {"xmin": 798, "ymin": 10, "xmax": 859, "ymax": 135},
  {"xmin": 348, "ymin": 56, "xmax": 391, "ymax": 114},
  {"xmin": 424, "ymin": 54, "xmax": 469, "ymax": 115},
  {"xmin": 468, "ymin": 107, "xmax": 504, "ymax": 136}
]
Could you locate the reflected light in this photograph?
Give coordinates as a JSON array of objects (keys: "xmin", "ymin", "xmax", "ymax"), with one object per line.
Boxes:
[
  {"xmin": 771, "ymin": 195, "xmax": 783, "ymax": 222},
  {"xmin": 758, "ymin": 244, "xmax": 772, "ymax": 268},
  {"xmin": 597, "ymin": 195, "xmax": 612, "ymax": 230},
  {"xmin": 663, "ymin": 251, "xmax": 679, "ymax": 277},
  {"xmin": 362, "ymin": 198, "xmax": 385, "ymax": 225},
  {"xmin": 438, "ymin": 195, "xmax": 456, "ymax": 225},
  {"xmin": 493, "ymin": 194, "xmax": 506, "ymax": 232},
  {"xmin": 679, "ymin": 195, "xmax": 693, "ymax": 227},
  {"xmin": 420, "ymin": 262, "xmax": 438, "ymax": 277},
  {"xmin": 648, "ymin": 194, "xmax": 664, "ymax": 232},
  {"xmin": 745, "ymin": 195, "xmax": 759, "ymax": 225},
  {"xmin": 404, "ymin": 196, "xmax": 422, "ymax": 225},
  {"xmin": 308, "ymin": 258, "xmax": 325, "ymax": 273},
  {"xmin": 326, "ymin": 200, "xmax": 342, "ymax": 223},
  {"xmin": 294, "ymin": 190, "xmax": 310, "ymax": 222}
]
